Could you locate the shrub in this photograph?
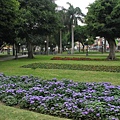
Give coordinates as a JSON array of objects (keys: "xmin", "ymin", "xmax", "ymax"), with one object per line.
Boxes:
[{"xmin": 2, "ymin": 95, "xmax": 18, "ymax": 106}]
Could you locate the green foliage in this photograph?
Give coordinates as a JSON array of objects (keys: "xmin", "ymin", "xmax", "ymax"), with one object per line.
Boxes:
[
  {"xmin": 18, "ymin": 0, "xmax": 60, "ymax": 58},
  {"xmin": 66, "ymin": 2, "xmax": 85, "ymax": 25},
  {"xmin": 86, "ymin": 0, "xmax": 120, "ymax": 39},
  {"xmin": 0, "ymin": 0, "xmax": 20, "ymax": 43},
  {"xmin": 0, "ymin": 0, "xmax": 19, "ymax": 27},
  {"xmin": 85, "ymin": 0, "xmax": 120, "ymax": 60},
  {"xmin": 63, "ymin": 2, "xmax": 85, "ymax": 42},
  {"xmin": 2, "ymin": 95, "xmax": 18, "ymax": 106},
  {"xmin": 74, "ymin": 25, "xmax": 87, "ymax": 44},
  {"xmin": 18, "ymin": 0, "xmax": 60, "ymax": 37}
]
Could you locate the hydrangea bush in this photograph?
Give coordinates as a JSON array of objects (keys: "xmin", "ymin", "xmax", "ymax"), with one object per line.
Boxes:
[{"xmin": 0, "ymin": 73, "xmax": 120, "ymax": 120}]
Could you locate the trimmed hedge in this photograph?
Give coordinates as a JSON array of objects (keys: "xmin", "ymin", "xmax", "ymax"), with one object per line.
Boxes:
[{"xmin": 21, "ymin": 63, "xmax": 120, "ymax": 72}]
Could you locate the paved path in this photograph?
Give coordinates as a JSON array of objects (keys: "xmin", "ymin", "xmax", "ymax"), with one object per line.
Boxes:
[{"xmin": 0, "ymin": 55, "xmax": 27, "ymax": 61}]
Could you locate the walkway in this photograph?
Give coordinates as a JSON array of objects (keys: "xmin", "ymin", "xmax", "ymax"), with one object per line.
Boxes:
[{"xmin": 0, "ymin": 55, "xmax": 27, "ymax": 61}]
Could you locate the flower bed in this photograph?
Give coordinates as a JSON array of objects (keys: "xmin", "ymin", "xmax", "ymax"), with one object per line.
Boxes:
[
  {"xmin": 0, "ymin": 73, "xmax": 120, "ymax": 120},
  {"xmin": 21, "ymin": 63, "xmax": 120, "ymax": 72},
  {"xmin": 51, "ymin": 57, "xmax": 106, "ymax": 61}
]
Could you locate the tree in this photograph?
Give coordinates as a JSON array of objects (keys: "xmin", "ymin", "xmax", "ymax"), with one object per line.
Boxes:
[
  {"xmin": 54, "ymin": 7, "xmax": 70, "ymax": 54},
  {"xmin": 0, "ymin": 0, "xmax": 19, "ymax": 46},
  {"xmin": 85, "ymin": 0, "xmax": 120, "ymax": 60},
  {"xmin": 18, "ymin": 0, "xmax": 60, "ymax": 58},
  {"xmin": 74, "ymin": 25, "xmax": 87, "ymax": 52},
  {"xmin": 65, "ymin": 2, "xmax": 85, "ymax": 54}
]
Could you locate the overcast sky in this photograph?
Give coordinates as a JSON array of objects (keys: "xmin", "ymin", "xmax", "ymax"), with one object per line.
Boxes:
[{"xmin": 55, "ymin": 0, "xmax": 95, "ymax": 14}]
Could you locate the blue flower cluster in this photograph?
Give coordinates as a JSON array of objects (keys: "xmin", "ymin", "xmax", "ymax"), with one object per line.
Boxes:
[{"xmin": 0, "ymin": 73, "xmax": 120, "ymax": 120}]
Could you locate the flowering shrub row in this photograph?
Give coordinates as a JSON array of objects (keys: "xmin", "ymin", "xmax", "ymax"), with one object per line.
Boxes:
[
  {"xmin": 0, "ymin": 73, "xmax": 120, "ymax": 120},
  {"xmin": 22, "ymin": 63, "xmax": 120, "ymax": 72},
  {"xmin": 51, "ymin": 57, "xmax": 106, "ymax": 61}
]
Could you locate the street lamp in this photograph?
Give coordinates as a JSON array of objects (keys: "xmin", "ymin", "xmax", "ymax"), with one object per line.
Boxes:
[
  {"xmin": 71, "ymin": 25, "xmax": 75, "ymax": 54},
  {"xmin": 44, "ymin": 41, "xmax": 47, "ymax": 54},
  {"xmin": 67, "ymin": 42, "xmax": 71, "ymax": 54},
  {"xmin": 86, "ymin": 39, "xmax": 88, "ymax": 56}
]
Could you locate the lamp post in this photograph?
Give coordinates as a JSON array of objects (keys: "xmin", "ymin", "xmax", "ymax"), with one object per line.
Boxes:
[
  {"xmin": 67, "ymin": 42, "xmax": 70, "ymax": 54},
  {"xmin": 86, "ymin": 39, "xmax": 88, "ymax": 56},
  {"xmin": 71, "ymin": 25, "xmax": 75, "ymax": 54},
  {"xmin": 44, "ymin": 41, "xmax": 47, "ymax": 54}
]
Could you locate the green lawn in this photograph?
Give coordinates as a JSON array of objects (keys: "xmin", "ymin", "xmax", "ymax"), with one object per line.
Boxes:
[
  {"xmin": 0, "ymin": 54, "xmax": 120, "ymax": 120},
  {"xmin": 0, "ymin": 55, "xmax": 120, "ymax": 85},
  {"xmin": 0, "ymin": 103, "xmax": 70, "ymax": 120}
]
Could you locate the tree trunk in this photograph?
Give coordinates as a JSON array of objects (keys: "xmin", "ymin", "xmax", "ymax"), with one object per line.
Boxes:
[
  {"xmin": 60, "ymin": 30, "xmax": 62, "ymax": 54},
  {"xmin": 79, "ymin": 41, "xmax": 80, "ymax": 53},
  {"xmin": 104, "ymin": 39, "xmax": 106, "ymax": 52},
  {"xmin": 82, "ymin": 44, "xmax": 85, "ymax": 53},
  {"xmin": 46, "ymin": 36, "xmax": 49, "ymax": 55},
  {"xmin": 27, "ymin": 41, "xmax": 34, "ymax": 59},
  {"xmin": 15, "ymin": 44, "xmax": 18, "ymax": 59},
  {"xmin": 107, "ymin": 40, "xmax": 116, "ymax": 60},
  {"xmin": 13, "ymin": 44, "xmax": 15, "ymax": 56}
]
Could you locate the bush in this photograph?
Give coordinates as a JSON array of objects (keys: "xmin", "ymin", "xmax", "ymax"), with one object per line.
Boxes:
[{"xmin": 2, "ymin": 95, "xmax": 18, "ymax": 106}]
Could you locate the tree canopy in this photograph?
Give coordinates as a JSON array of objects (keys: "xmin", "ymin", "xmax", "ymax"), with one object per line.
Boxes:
[
  {"xmin": 18, "ymin": 0, "xmax": 60, "ymax": 58},
  {"xmin": 85, "ymin": 0, "xmax": 120, "ymax": 60},
  {"xmin": 0, "ymin": 0, "xmax": 19, "ymax": 44},
  {"xmin": 74, "ymin": 26, "xmax": 87, "ymax": 43}
]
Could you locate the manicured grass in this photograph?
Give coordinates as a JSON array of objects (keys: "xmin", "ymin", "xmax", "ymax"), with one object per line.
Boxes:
[
  {"xmin": 0, "ymin": 54, "xmax": 120, "ymax": 120},
  {"xmin": 0, "ymin": 103, "xmax": 71, "ymax": 120},
  {"xmin": 0, "ymin": 55, "xmax": 120, "ymax": 85}
]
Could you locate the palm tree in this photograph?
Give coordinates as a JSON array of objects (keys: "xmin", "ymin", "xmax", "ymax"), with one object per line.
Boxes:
[
  {"xmin": 65, "ymin": 2, "xmax": 85, "ymax": 54},
  {"xmin": 55, "ymin": 7, "xmax": 69, "ymax": 54}
]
